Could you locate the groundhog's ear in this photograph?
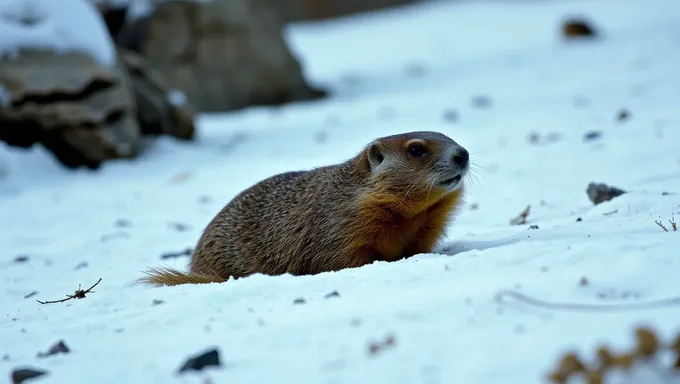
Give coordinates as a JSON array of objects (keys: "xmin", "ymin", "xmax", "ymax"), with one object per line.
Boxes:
[{"xmin": 367, "ymin": 142, "xmax": 384, "ymax": 170}]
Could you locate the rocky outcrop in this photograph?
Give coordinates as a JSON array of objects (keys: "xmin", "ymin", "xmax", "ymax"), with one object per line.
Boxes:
[
  {"xmin": 0, "ymin": 48, "xmax": 196, "ymax": 169},
  {"xmin": 0, "ymin": 50, "xmax": 141, "ymax": 168},
  {"xmin": 0, "ymin": 0, "xmax": 198, "ymax": 169},
  {"xmin": 118, "ymin": 48, "xmax": 195, "ymax": 140},
  {"xmin": 115, "ymin": 0, "xmax": 326, "ymax": 112}
]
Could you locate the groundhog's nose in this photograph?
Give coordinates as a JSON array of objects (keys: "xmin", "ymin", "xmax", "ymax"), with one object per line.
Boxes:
[{"xmin": 452, "ymin": 148, "xmax": 469, "ymax": 168}]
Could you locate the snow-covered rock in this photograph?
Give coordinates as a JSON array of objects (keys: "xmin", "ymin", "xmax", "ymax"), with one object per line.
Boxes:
[{"xmin": 0, "ymin": 0, "xmax": 115, "ymax": 66}]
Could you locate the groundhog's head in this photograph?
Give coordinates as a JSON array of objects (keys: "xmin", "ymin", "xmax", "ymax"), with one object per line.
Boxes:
[{"xmin": 364, "ymin": 131, "xmax": 470, "ymax": 199}]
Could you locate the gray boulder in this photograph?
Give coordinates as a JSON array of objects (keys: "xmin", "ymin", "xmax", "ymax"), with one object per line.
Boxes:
[{"xmin": 115, "ymin": 0, "xmax": 326, "ymax": 113}]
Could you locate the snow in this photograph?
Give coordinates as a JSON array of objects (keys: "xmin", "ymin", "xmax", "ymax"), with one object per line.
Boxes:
[
  {"xmin": 0, "ymin": 0, "xmax": 115, "ymax": 66},
  {"xmin": 2, "ymin": 0, "xmax": 680, "ymax": 383}
]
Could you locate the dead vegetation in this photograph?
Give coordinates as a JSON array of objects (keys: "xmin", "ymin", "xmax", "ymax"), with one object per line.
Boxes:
[
  {"xmin": 368, "ymin": 334, "xmax": 396, "ymax": 356},
  {"xmin": 586, "ymin": 182, "xmax": 626, "ymax": 205},
  {"xmin": 510, "ymin": 205, "xmax": 531, "ymax": 225},
  {"xmin": 36, "ymin": 278, "xmax": 102, "ymax": 305},
  {"xmin": 655, "ymin": 215, "xmax": 677, "ymax": 232},
  {"xmin": 546, "ymin": 326, "xmax": 680, "ymax": 383}
]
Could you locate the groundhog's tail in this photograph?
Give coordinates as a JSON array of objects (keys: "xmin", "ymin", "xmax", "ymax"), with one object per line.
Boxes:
[{"xmin": 138, "ymin": 267, "xmax": 227, "ymax": 286}]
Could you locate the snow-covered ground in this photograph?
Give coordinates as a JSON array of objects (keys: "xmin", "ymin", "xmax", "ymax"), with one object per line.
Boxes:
[{"xmin": 2, "ymin": 0, "xmax": 680, "ymax": 383}]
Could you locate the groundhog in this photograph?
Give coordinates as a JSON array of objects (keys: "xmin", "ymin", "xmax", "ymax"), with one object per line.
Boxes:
[{"xmin": 140, "ymin": 131, "xmax": 470, "ymax": 286}]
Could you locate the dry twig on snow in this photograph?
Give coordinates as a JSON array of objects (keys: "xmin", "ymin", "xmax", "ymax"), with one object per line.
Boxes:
[
  {"xmin": 671, "ymin": 215, "xmax": 677, "ymax": 231},
  {"xmin": 655, "ymin": 215, "xmax": 677, "ymax": 232},
  {"xmin": 36, "ymin": 278, "xmax": 102, "ymax": 305}
]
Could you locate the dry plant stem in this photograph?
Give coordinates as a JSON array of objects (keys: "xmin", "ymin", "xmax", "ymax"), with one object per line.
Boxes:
[
  {"xmin": 495, "ymin": 290, "xmax": 680, "ymax": 312},
  {"xmin": 37, "ymin": 278, "xmax": 103, "ymax": 305},
  {"xmin": 655, "ymin": 220, "xmax": 669, "ymax": 232},
  {"xmin": 547, "ymin": 326, "xmax": 680, "ymax": 384}
]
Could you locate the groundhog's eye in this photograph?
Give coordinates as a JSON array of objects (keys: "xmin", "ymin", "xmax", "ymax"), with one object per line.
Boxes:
[{"xmin": 407, "ymin": 142, "xmax": 427, "ymax": 157}]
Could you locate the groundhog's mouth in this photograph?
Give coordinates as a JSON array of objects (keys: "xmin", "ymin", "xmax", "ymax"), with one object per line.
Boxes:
[{"xmin": 439, "ymin": 174, "xmax": 462, "ymax": 186}]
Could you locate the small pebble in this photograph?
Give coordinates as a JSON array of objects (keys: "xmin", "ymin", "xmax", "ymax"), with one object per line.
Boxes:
[
  {"xmin": 37, "ymin": 340, "xmax": 70, "ymax": 358},
  {"xmin": 160, "ymin": 248, "xmax": 192, "ymax": 259},
  {"xmin": 471, "ymin": 95, "xmax": 492, "ymax": 109},
  {"xmin": 178, "ymin": 348, "xmax": 221, "ymax": 373},
  {"xmin": 14, "ymin": 255, "xmax": 29, "ymax": 263},
  {"xmin": 615, "ymin": 108, "xmax": 630, "ymax": 123},
  {"xmin": 11, "ymin": 368, "xmax": 48, "ymax": 384},
  {"xmin": 443, "ymin": 109, "xmax": 459, "ymax": 122},
  {"xmin": 583, "ymin": 130, "xmax": 602, "ymax": 141},
  {"xmin": 562, "ymin": 18, "xmax": 598, "ymax": 39}
]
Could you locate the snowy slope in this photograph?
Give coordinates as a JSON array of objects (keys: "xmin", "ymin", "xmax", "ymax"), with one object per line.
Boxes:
[{"xmin": 2, "ymin": 0, "xmax": 680, "ymax": 383}]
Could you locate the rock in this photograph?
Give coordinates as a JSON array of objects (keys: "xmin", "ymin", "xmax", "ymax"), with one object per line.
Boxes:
[
  {"xmin": 160, "ymin": 248, "xmax": 192, "ymax": 259},
  {"xmin": 178, "ymin": 348, "xmax": 222, "ymax": 373},
  {"xmin": 471, "ymin": 95, "xmax": 492, "ymax": 109},
  {"xmin": 583, "ymin": 130, "xmax": 602, "ymax": 142},
  {"xmin": 270, "ymin": 0, "xmax": 421, "ymax": 22},
  {"xmin": 0, "ymin": 49, "xmax": 196, "ymax": 169},
  {"xmin": 11, "ymin": 368, "xmax": 48, "ymax": 384},
  {"xmin": 74, "ymin": 262, "xmax": 89, "ymax": 270},
  {"xmin": 115, "ymin": 0, "xmax": 326, "ymax": 113},
  {"xmin": 443, "ymin": 109, "xmax": 459, "ymax": 123},
  {"xmin": 94, "ymin": 1, "xmax": 129, "ymax": 39},
  {"xmin": 0, "ymin": 49, "xmax": 140, "ymax": 169},
  {"xmin": 117, "ymin": 48, "xmax": 195, "ymax": 140},
  {"xmin": 561, "ymin": 18, "xmax": 598, "ymax": 39},
  {"xmin": 168, "ymin": 222, "xmax": 191, "ymax": 232},
  {"xmin": 13, "ymin": 255, "xmax": 29, "ymax": 263},
  {"xmin": 586, "ymin": 182, "xmax": 626, "ymax": 205},
  {"xmin": 37, "ymin": 340, "xmax": 70, "ymax": 358},
  {"xmin": 615, "ymin": 108, "xmax": 630, "ymax": 123}
]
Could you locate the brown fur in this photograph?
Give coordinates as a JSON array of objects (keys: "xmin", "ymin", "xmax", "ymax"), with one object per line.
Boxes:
[{"xmin": 139, "ymin": 131, "xmax": 469, "ymax": 286}]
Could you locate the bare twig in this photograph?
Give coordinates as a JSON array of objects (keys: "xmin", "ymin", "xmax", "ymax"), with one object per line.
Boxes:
[
  {"xmin": 495, "ymin": 289, "xmax": 680, "ymax": 312},
  {"xmin": 671, "ymin": 215, "xmax": 677, "ymax": 231},
  {"xmin": 37, "ymin": 278, "xmax": 102, "ymax": 305},
  {"xmin": 655, "ymin": 220, "xmax": 669, "ymax": 232}
]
